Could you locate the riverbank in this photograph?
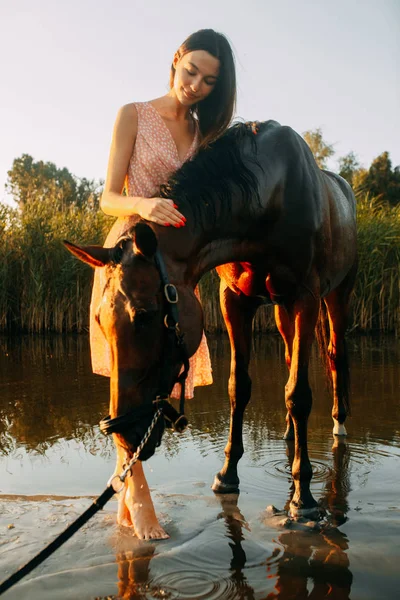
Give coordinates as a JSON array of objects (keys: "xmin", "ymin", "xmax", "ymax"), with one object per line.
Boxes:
[{"xmin": 1, "ymin": 195, "xmax": 399, "ymax": 334}]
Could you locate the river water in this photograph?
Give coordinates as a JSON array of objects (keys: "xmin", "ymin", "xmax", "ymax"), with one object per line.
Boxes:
[{"xmin": 0, "ymin": 334, "xmax": 399, "ymax": 599}]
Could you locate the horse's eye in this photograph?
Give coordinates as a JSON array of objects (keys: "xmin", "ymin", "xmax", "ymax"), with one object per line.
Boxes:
[
  {"xmin": 134, "ymin": 310, "xmax": 156, "ymax": 330},
  {"xmin": 111, "ymin": 243, "xmax": 125, "ymax": 264},
  {"xmin": 112, "ymin": 237, "xmax": 131, "ymax": 263}
]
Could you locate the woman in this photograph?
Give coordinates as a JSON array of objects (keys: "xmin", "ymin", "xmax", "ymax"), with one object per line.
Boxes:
[{"xmin": 92, "ymin": 29, "xmax": 237, "ymax": 539}]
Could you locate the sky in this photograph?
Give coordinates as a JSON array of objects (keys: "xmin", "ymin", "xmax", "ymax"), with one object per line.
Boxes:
[{"xmin": 0, "ymin": 0, "xmax": 399, "ymax": 204}]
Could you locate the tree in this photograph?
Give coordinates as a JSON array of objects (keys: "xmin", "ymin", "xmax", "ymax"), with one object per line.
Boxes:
[
  {"xmin": 0, "ymin": 203, "xmax": 18, "ymax": 237},
  {"xmin": 303, "ymin": 128, "xmax": 335, "ymax": 169},
  {"xmin": 352, "ymin": 152, "xmax": 400, "ymax": 206},
  {"xmin": 6, "ymin": 154, "xmax": 103, "ymax": 211},
  {"xmin": 338, "ymin": 152, "xmax": 360, "ymax": 186}
]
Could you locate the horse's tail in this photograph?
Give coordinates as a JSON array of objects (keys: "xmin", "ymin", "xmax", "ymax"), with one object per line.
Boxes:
[{"xmin": 315, "ymin": 301, "xmax": 351, "ymax": 416}]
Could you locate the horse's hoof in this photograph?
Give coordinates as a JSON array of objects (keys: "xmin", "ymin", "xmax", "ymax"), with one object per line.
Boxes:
[
  {"xmin": 332, "ymin": 421, "xmax": 347, "ymax": 436},
  {"xmin": 288, "ymin": 503, "xmax": 321, "ymax": 521},
  {"xmin": 266, "ymin": 505, "xmax": 281, "ymax": 515},
  {"xmin": 212, "ymin": 474, "xmax": 240, "ymax": 494}
]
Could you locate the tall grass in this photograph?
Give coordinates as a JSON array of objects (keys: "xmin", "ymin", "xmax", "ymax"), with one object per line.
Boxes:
[
  {"xmin": 0, "ymin": 199, "xmax": 112, "ymax": 332},
  {"xmin": 351, "ymin": 194, "xmax": 400, "ymax": 333},
  {"xmin": 0, "ymin": 194, "xmax": 399, "ymax": 334}
]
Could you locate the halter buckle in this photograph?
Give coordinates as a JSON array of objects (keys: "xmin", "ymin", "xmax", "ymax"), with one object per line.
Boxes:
[
  {"xmin": 164, "ymin": 283, "xmax": 178, "ymax": 303},
  {"xmin": 164, "ymin": 313, "xmax": 180, "ymax": 330}
]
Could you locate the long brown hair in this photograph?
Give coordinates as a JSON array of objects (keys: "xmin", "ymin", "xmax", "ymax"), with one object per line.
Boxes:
[{"xmin": 169, "ymin": 29, "xmax": 236, "ymax": 149}]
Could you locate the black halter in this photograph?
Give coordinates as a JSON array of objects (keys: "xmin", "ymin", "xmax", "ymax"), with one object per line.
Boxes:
[{"xmin": 99, "ymin": 248, "xmax": 190, "ymax": 443}]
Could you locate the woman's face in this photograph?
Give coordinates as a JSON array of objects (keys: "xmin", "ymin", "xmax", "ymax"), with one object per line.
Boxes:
[{"xmin": 173, "ymin": 50, "xmax": 220, "ymax": 106}]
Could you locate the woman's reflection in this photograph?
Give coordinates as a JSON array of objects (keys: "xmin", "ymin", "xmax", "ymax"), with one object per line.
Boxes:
[{"xmin": 115, "ymin": 542, "xmax": 156, "ymax": 599}]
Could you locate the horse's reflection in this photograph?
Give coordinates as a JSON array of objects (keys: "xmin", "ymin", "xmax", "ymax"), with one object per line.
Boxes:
[
  {"xmin": 267, "ymin": 439, "xmax": 352, "ymax": 599},
  {"xmin": 318, "ymin": 438, "xmax": 351, "ymax": 527},
  {"xmin": 112, "ymin": 441, "xmax": 352, "ymax": 600},
  {"xmin": 217, "ymin": 493, "xmax": 256, "ymax": 600}
]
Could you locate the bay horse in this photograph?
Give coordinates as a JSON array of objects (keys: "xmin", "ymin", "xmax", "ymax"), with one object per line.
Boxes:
[{"xmin": 65, "ymin": 120, "xmax": 357, "ymax": 539}]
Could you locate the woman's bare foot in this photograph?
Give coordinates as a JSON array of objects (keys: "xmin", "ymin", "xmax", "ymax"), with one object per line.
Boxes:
[
  {"xmin": 117, "ymin": 461, "xmax": 169, "ymax": 540},
  {"xmin": 117, "ymin": 484, "xmax": 133, "ymax": 527}
]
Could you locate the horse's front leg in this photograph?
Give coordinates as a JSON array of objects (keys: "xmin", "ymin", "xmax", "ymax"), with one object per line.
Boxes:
[
  {"xmin": 285, "ymin": 294, "xmax": 320, "ymax": 517},
  {"xmin": 212, "ymin": 281, "xmax": 261, "ymax": 494}
]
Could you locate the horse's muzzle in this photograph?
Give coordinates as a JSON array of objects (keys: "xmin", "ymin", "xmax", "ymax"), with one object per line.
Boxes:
[{"xmin": 99, "ymin": 399, "xmax": 188, "ymax": 461}]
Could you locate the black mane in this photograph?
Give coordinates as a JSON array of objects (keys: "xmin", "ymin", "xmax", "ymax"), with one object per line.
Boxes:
[{"xmin": 160, "ymin": 122, "xmax": 263, "ymax": 226}]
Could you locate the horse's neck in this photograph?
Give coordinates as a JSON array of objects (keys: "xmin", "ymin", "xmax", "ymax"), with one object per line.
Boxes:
[
  {"xmin": 184, "ymin": 190, "xmax": 277, "ymax": 282},
  {"xmin": 161, "ymin": 216, "xmax": 265, "ymax": 288},
  {"xmin": 193, "ymin": 237, "xmax": 261, "ymax": 281},
  {"xmin": 160, "ymin": 129, "xmax": 285, "ymax": 284}
]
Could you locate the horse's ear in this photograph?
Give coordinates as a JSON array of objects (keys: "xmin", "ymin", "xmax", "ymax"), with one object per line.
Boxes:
[
  {"xmin": 64, "ymin": 240, "xmax": 111, "ymax": 268},
  {"xmin": 133, "ymin": 222, "xmax": 158, "ymax": 258}
]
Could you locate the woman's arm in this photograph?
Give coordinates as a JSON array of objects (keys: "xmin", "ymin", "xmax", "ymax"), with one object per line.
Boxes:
[{"xmin": 100, "ymin": 104, "xmax": 185, "ymax": 227}]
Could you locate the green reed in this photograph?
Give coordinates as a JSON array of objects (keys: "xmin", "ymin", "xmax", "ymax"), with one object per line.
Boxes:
[
  {"xmin": 351, "ymin": 194, "xmax": 400, "ymax": 333},
  {"xmin": 0, "ymin": 194, "xmax": 399, "ymax": 334},
  {"xmin": 0, "ymin": 199, "xmax": 112, "ymax": 333}
]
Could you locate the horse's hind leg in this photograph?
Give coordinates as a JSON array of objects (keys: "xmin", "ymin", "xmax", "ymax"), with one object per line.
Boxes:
[
  {"xmin": 212, "ymin": 280, "xmax": 260, "ymax": 494},
  {"xmin": 275, "ymin": 305, "xmax": 295, "ymax": 440},
  {"xmin": 285, "ymin": 294, "xmax": 320, "ymax": 516},
  {"xmin": 323, "ymin": 269, "xmax": 356, "ymax": 436}
]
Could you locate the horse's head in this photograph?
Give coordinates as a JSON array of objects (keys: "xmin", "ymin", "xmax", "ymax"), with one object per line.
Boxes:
[{"xmin": 64, "ymin": 222, "xmax": 202, "ymax": 459}]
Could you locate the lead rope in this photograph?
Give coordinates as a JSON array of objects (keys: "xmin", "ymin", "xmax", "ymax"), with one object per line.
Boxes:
[
  {"xmin": 109, "ymin": 408, "xmax": 163, "ymax": 488},
  {"xmin": 0, "ymin": 410, "xmax": 163, "ymax": 597}
]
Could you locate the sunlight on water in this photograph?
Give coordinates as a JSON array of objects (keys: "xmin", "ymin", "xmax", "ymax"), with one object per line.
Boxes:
[{"xmin": 0, "ymin": 334, "xmax": 399, "ymax": 599}]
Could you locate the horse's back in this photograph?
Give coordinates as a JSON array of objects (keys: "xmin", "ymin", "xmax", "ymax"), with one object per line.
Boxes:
[
  {"xmin": 253, "ymin": 123, "xmax": 356, "ymax": 235},
  {"xmin": 221, "ymin": 120, "xmax": 357, "ymax": 299},
  {"xmin": 322, "ymin": 170, "xmax": 357, "ymax": 221},
  {"xmin": 251, "ymin": 121, "xmax": 328, "ymax": 239}
]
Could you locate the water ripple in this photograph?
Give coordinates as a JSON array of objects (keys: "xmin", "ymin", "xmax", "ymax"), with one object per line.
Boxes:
[
  {"xmin": 149, "ymin": 570, "xmax": 246, "ymax": 600},
  {"xmin": 262, "ymin": 457, "xmax": 332, "ymax": 483}
]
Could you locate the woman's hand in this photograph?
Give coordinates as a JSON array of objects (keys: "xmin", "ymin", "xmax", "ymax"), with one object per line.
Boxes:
[{"xmin": 134, "ymin": 197, "xmax": 186, "ymax": 227}]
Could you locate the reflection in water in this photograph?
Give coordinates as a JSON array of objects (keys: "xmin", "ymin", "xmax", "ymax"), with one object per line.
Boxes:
[
  {"xmin": 218, "ymin": 495, "xmax": 255, "ymax": 600},
  {"xmin": 1, "ymin": 335, "xmax": 399, "ymax": 457},
  {"xmin": 115, "ymin": 544, "xmax": 157, "ymax": 599},
  {"xmin": 109, "ymin": 444, "xmax": 353, "ymax": 600},
  {"xmin": 320, "ymin": 439, "xmax": 351, "ymax": 527},
  {"xmin": 0, "ymin": 335, "xmax": 109, "ymax": 456},
  {"xmin": 268, "ymin": 525, "xmax": 352, "ymax": 600},
  {"xmin": 266, "ymin": 439, "xmax": 353, "ymax": 599},
  {"xmin": 0, "ymin": 335, "xmax": 399, "ymax": 599}
]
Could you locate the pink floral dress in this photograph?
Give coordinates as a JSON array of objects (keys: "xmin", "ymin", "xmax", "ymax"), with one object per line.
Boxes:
[{"xmin": 90, "ymin": 101, "xmax": 213, "ymax": 398}]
